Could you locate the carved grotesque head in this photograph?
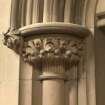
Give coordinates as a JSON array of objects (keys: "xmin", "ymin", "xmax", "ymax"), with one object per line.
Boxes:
[
  {"xmin": 44, "ymin": 38, "xmax": 54, "ymax": 52},
  {"xmin": 33, "ymin": 39, "xmax": 42, "ymax": 50}
]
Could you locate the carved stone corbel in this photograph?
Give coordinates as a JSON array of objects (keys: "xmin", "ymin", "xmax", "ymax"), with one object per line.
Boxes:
[{"xmin": 3, "ymin": 28, "xmax": 22, "ymax": 53}]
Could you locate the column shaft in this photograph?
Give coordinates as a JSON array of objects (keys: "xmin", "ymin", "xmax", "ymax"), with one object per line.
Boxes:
[
  {"xmin": 42, "ymin": 79, "xmax": 65, "ymax": 105},
  {"xmin": 19, "ymin": 60, "xmax": 33, "ymax": 105},
  {"xmin": 43, "ymin": 0, "xmax": 65, "ymax": 22},
  {"xmin": 41, "ymin": 59, "xmax": 66, "ymax": 105}
]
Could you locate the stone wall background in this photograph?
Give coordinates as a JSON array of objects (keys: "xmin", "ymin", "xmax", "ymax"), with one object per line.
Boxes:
[
  {"xmin": 97, "ymin": 0, "xmax": 105, "ymax": 13},
  {"xmin": 95, "ymin": 28, "xmax": 105, "ymax": 105},
  {"xmin": 0, "ymin": 0, "xmax": 20, "ymax": 105},
  {"xmin": 96, "ymin": 1, "xmax": 105, "ymax": 105}
]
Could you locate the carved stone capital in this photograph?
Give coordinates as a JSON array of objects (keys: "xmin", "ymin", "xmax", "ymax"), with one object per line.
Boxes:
[
  {"xmin": 3, "ymin": 23, "xmax": 89, "ymax": 69},
  {"xmin": 22, "ymin": 36, "xmax": 84, "ymax": 66}
]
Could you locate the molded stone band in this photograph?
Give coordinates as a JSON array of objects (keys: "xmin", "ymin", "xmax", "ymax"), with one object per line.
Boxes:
[
  {"xmin": 38, "ymin": 74, "xmax": 67, "ymax": 81},
  {"xmin": 19, "ymin": 22, "xmax": 91, "ymax": 38}
]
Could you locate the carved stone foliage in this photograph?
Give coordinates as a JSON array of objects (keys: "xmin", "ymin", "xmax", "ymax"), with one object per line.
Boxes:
[
  {"xmin": 2, "ymin": 28, "xmax": 84, "ymax": 65},
  {"xmin": 22, "ymin": 37, "xmax": 84, "ymax": 64},
  {"xmin": 3, "ymin": 28, "xmax": 22, "ymax": 53}
]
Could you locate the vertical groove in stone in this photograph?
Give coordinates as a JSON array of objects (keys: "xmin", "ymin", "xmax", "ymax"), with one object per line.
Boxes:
[
  {"xmin": 64, "ymin": 0, "xmax": 86, "ymax": 24},
  {"xmin": 20, "ymin": 0, "xmax": 27, "ymax": 27},
  {"xmin": 10, "ymin": 0, "xmax": 20, "ymax": 29},
  {"xmin": 32, "ymin": 0, "xmax": 44, "ymax": 23},
  {"xmin": 10, "ymin": 0, "xmax": 88, "ymax": 28},
  {"xmin": 17, "ymin": 0, "xmax": 23, "ymax": 28},
  {"xmin": 43, "ymin": 0, "xmax": 53, "ymax": 22},
  {"xmin": 52, "ymin": 0, "xmax": 65, "ymax": 22},
  {"xmin": 71, "ymin": 0, "xmax": 76, "ymax": 23},
  {"xmin": 64, "ymin": 0, "xmax": 72, "ymax": 22},
  {"xmin": 74, "ymin": 0, "xmax": 85, "ymax": 24},
  {"xmin": 74, "ymin": 0, "xmax": 80, "ymax": 24},
  {"xmin": 82, "ymin": 0, "xmax": 88, "ymax": 25},
  {"xmin": 25, "ymin": 0, "xmax": 33, "ymax": 25},
  {"xmin": 81, "ymin": 0, "xmax": 86, "ymax": 25},
  {"xmin": 43, "ymin": 0, "xmax": 65, "ymax": 22},
  {"xmin": 81, "ymin": 0, "xmax": 85, "ymax": 25},
  {"xmin": 42, "ymin": 59, "xmax": 65, "ymax": 74}
]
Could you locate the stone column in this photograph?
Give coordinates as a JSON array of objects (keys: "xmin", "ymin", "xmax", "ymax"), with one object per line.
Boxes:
[
  {"xmin": 3, "ymin": 23, "xmax": 90, "ymax": 105},
  {"xmin": 1, "ymin": 0, "xmax": 97, "ymax": 105},
  {"xmin": 19, "ymin": 34, "xmax": 85, "ymax": 105},
  {"xmin": 42, "ymin": 77, "xmax": 65, "ymax": 105},
  {"xmin": 19, "ymin": 59, "xmax": 33, "ymax": 105},
  {"xmin": 40, "ymin": 59, "xmax": 66, "ymax": 105}
]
